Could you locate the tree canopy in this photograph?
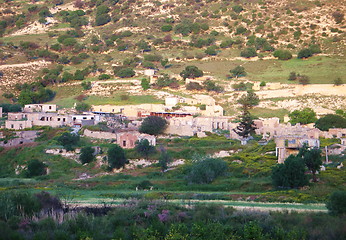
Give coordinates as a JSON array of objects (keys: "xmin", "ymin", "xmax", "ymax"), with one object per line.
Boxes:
[
  {"xmin": 57, "ymin": 132, "xmax": 80, "ymax": 151},
  {"xmin": 298, "ymin": 145, "xmax": 322, "ymax": 182},
  {"xmin": 315, "ymin": 114, "xmax": 346, "ymax": 131},
  {"xmin": 107, "ymin": 144, "xmax": 127, "ymax": 169},
  {"xmin": 180, "ymin": 66, "xmax": 203, "ymax": 80},
  {"xmin": 139, "ymin": 116, "xmax": 167, "ymax": 135},
  {"xmin": 79, "ymin": 146, "xmax": 95, "ymax": 164},
  {"xmin": 135, "ymin": 139, "xmax": 156, "ymax": 159},
  {"xmin": 289, "ymin": 108, "xmax": 317, "ymax": 125},
  {"xmin": 230, "ymin": 65, "xmax": 246, "ymax": 78}
]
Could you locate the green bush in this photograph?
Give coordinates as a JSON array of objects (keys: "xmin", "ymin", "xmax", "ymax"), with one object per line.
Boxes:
[
  {"xmin": 79, "ymin": 146, "xmax": 95, "ymax": 164},
  {"xmin": 326, "ymin": 191, "xmax": 346, "ymax": 215},
  {"xmin": 26, "ymin": 159, "xmax": 46, "ymax": 177},
  {"xmin": 161, "ymin": 25, "xmax": 173, "ymax": 32},
  {"xmin": 240, "ymin": 47, "xmax": 257, "ymax": 58},
  {"xmin": 273, "ymin": 49, "xmax": 292, "ymax": 60},
  {"xmin": 115, "ymin": 68, "xmax": 135, "ymax": 78}
]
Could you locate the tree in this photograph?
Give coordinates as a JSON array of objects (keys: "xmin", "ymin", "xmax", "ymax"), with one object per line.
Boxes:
[
  {"xmin": 95, "ymin": 13, "xmax": 111, "ymax": 26},
  {"xmin": 271, "ymin": 155, "xmax": 308, "ymax": 189},
  {"xmin": 161, "ymin": 25, "xmax": 172, "ymax": 32},
  {"xmin": 288, "ymin": 72, "xmax": 297, "ymax": 81},
  {"xmin": 298, "ymin": 145, "xmax": 322, "ymax": 182},
  {"xmin": 234, "ymin": 91, "xmax": 259, "ymax": 139},
  {"xmin": 135, "ymin": 139, "xmax": 155, "ymax": 159},
  {"xmin": 141, "ymin": 78, "xmax": 150, "ymax": 90},
  {"xmin": 273, "ymin": 49, "xmax": 292, "ymax": 60},
  {"xmin": 240, "ymin": 47, "xmax": 257, "ymax": 58},
  {"xmin": 81, "ymin": 81, "xmax": 92, "ymax": 90},
  {"xmin": 26, "ymin": 159, "xmax": 46, "ymax": 177},
  {"xmin": 79, "ymin": 146, "xmax": 95, "ymax": 164},
  {"xmin": 57, "ymin": 132, "xmax": 80, "ymax": 151},
  {"xmin": 326, "ymin": 191, "xmax": 346, "ymax": 215},
  {"xmin": 75, "ymin": 102, "xmax": 91, "ymax": 112},
  {"xmin": 297, "ymin": 48, "xmax": 312, "ymax": 59},
  {"xmin": 315, "ymin": 114, "xmax": 346, "ymax": 131},
  {"xmin": 230, "ymin": 65, "xmax": 246, "ymax": 78},
  {"xmin": 115, "ymin": 68, "xmax": 135, "ymax": 78},
  {"xmin": 186, "ymin": 157, "xmax": 228, "ymax": 184},
  {"xmin": 139, "ymin": 116, "xmax": 167, "ymax": 135},
  {"xmin": 332, "ymin": 11, "xmax": 344, "ymax": 24},
  {"xmin": 107, "ymin": 144, "xmax": 127, "ymax": 169},
  {"xmin": 180, "ymin": 66, "xmax": 203, "ymax": 80},
  {"xmin": 158, "ymin": 148, "xmax": 172, "ymax": 172},
  {"xmin": 203, "ymin": 80, "xmax": 223, "ymax": 92},
  {"xmin": 289, "ymin": 108, "xmax": 317, "ymax": 125}
]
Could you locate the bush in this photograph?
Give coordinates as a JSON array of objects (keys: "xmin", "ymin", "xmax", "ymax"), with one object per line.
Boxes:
[
  {"xmin": 297, "ymin": 48, "xmax": 312, "ymax": 59},
  {"xmin": 107, "ymin": 144, "xmax": 127, "ymax": 169},
  {"xmin": 79, "ymin": 146, "xmax": 95, "ymax": 164},
  {"xmin": 240, "ymin": 47, "xmax": 257, "ymax": 58},
  {"xmin": 57, "ymin": 132, "xmax": 80, "ymax": 151},
  {"xmin": 186, "ymin": 82, "xmax": 203, "ymax": 91},
  {"xmin": 326, "ymin": 191, "xmax": 346, "ymax": 215},
  {"xmin": 315, "ymin": 114, "xmax": 346, "ymax": 131},
  {"xmin": 26, "ymin": 159, "xmax": 46, "ymax": 177},
  {"xmin": 75, "ymin": 102, "xmax": 90, "ymax": 112},
  {"xmin": 139, "ymin": 116, "xmax": 167, "ymax": 135},
  {"xmin": 332, "ymin": 11, "xmax": 344, "ymax": 24},
  {"xmin": 98, "ymin": 74, "xmax": 111, "ymax": 80},
  {"xmin": 273, "ymin": 50, "xmax": 292, "ymax": 60},
  {"xmin": 186, "ymin": 157, "xmax": 228, "ymax": 184},
  {"xmin": 180, "ymin": 66, "xmax": 203, "ymax": 80},
  {"xmin": 81, "ymin": 81, "xmax": 92, "ymax": 90},
  {"xmin": 115, "ymin": 68, "xmax": 135, "ymax": 78},
  {"xmin": 230, "ymin": 65, "xmax": 246, "ymax": 78},
  {"xmin": 95, "ymin": 13, "xmax": 111, "ymax": 26}
]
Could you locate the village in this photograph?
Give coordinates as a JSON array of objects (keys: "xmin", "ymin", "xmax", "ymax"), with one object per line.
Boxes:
[{"xmin": 1, "ymin": 97, "xmax": 346, "ymax": 165}]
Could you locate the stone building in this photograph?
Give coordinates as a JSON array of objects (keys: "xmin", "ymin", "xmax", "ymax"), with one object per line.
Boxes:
[{"xmin": 23, "ymin": 104, "xmax": 57, "ymax": 113}]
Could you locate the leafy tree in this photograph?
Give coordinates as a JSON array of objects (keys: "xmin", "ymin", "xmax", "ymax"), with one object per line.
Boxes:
[
  {"xmin": 326, "ymin": 191, "xmax": 346, "ymax": 215},
  {"xmin": 298, "ymin": 145, "xmax": 322, "ymax": 182},
  {"xmin": 141, "ymin": 78, "xmax": 150, "ymax": 90},
  {"xmin": 135, "ymin": 139, "xmax": 156, "ymax": 159},
  {"xmin": 115, "ymin": 68, "xmax": 135, "ymax": 78},
  {"xmin": 57, "ymin": 132, "xmax": 80, "ymax": 151},
  {"xmin": 315, "ymin": 114, "xmax": 346, "ymax": 131},
  {"xmin": 79, "ymin": 146, "xmax": 95, "ymax": 164},
  {"xmin": 230, "ymin": 65, "xmax": 246, "ymax": 78},
  {"xmin": 136, "ymin": 40, "xmax": 151, "ymax": 52},
  {"xmin": 155, "ymin": 74, "xmax": 178, "ymax": 89},
  {"xmin": 289, "ymin": 108, "xmax": 317, "ymax": 125},
  {"xmin": 273, "ymin": 50, "xmax": 292, "ymax": 60},
  {"xmin": 271, "ymin": 155, "xmax": 308, "ymax": 189},
  {"xmin": 26, "ymin": 159, "xmax": 46, "ymax": 177},
  {"xmin": 237, "ymin": 91, "xmax": 260, "ymax": 111},
  {"xmin": 298, "ymin": 48, "xmax": 313, "ymax": 59},
  {"xmin": 186, "ymin": 82, "xmax": 203, "ymax": 91},
  {"xmin": 95, "ymin": 13, "xmax": 111, "ymax": 26},
  {"xmin": 180, "ymin": 66, "xmax": 203, "ymax": 80},
  {"xmin": 107, "ymin": 144, "xmax": 127, "ymax": 169},
  {"xmin": 98, "ymin": 74, "xmax": 110, "ymax": 80},
  {"xmin": 186, "ymin": 157, "xmax": 228, "ymax": 184},
  {"xmin": 139, "ymin": 116, "xmax": 167, "ymax": 135},
  {"xmin": 232, "ymin": 5, "xmax": 244, "ymax": 13},
  {"xmin": 75, "ymin": 102, "xmax": 91, "ymax": 112},
  {"xmin": 0, "ymin": 103, "xmax": 21, "ymax": 113},
  {"xmin": 158, "ymin": 148, "xmax": 172, "ymax": 172},
  {"xmin": 205, "ymin": 46, "xmax": 218, "ymax": 56},
  {"xmin": 203, "ymin": 80, "xmax": 223, "ymax": 92},
  {"xmin": 240, "ymin": 47, "xmax": 257, "ymax": 58}
]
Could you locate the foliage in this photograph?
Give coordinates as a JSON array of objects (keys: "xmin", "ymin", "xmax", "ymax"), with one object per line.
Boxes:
[
  {"xmin": 298, "ymin": 75, "xmax": 310, "ymax": 85},
  {"xmin": 186, "ymin": 82, "xmax": 203, "ymax": 91},
  {"xmin": 18, "ymin": 85, "xmax": 55, "ymax": 105},
  {"xmin": 333, "ymin": 77, "xmax": 343, "ymax": 86},
  {"xmin": 79, "ymin": 146, "xmax": 95, "ymax": 164},
  {"xmin": 326, "ymin": 191, "xmax": 346, "ymax": 215},
  {"xmin": 81, "ymin": 81, "xmax": 92, "ymax": 90},
  {"xmin": 273, "ymin": 50, "xmax": 292, "ymax": 60},
  {"xmin": 135, "ymin": 139, "xmax": 156, "ymax": 159},
  {"xmin": 230, "ymin": 65, "xmax": 246, "ymax": 78},
  {"xmin": 95, "ymin": 13, "xmax": 111, "ymax": 26},
  {"xmin": 155, "ymin": 74, "xmax": 178, "ymax": 89},
  {"xmin": 240, "ymin": 47, "xmax": 257, "ymax": 58},
  {"xmin": 26, "ymin": 159, "xmax": 46, "ymax": 177},
  {"xmin": 203, "ymin": 80, "xmax": 223, "ymax": 92},
  {"xmin": 186, "ymin": 156, "xmax": 228, "ymax": 184},
  {"xmin": 98, "ymin": 74, "xmax": 110, "ymax": 80},
  {"xmin": 233, "ymin": 111, "xmax": 257, "ymax": 139},
  {"xmin": 289, "ymin": 108, "xmax": 317, "ymax": 125},
  {"xmin": 271, "ymin": 155, "xmax": 308, "ymax": 189},
  {"xmin": 161, "ymin": 25, "xmax": 173, "ymax": 32},
  {"xmin": 180, "ymin": 66, "xmax": 203, "ymax": 80},
  {"xmin": 332, "ymin": 11, "xmax": 344, "ymax": 24},
  {"xmin": 139, "ymin": 116, "xmax": 167, "ymax": 135},
  {"xmin": 107, "ymin": 144, "xmax": 127, "ymax": 169},
  {"xmin": 75, "ymin": 102, "xmax": 91, "ymax": 112},
  {"xmin": 57, "ymin": 132, "xmax": 80, "ymax": 151},
  {"xmin": 141, "ymin": 78, "xmax": 150, "ymax": 90},
  {"xmin": 315, "ymin": 114, "xmax": 346, "ymax": 131},
  {"xmin": 159, "ymin": 148, "xmax": 172, "ymax": 172},
  {"xmin": 0, "ymin": 104, "xmax": 21, "ymax": 113},
  {"xmin": 298, "ymin": 145, "xmax": 322, "ymax": 182},
  {"xmin": 115, "ymin": 68, "xmax": 135, "ymax": 78}
]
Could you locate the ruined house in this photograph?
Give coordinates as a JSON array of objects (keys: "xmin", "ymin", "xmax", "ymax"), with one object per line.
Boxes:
[
  {"xmin": 275, "ymin": 135, "xmax": 320, "ymax": 163},
  {"xmin": 23, "ymin": 104, "xmax": 57, "ymax": 113}
]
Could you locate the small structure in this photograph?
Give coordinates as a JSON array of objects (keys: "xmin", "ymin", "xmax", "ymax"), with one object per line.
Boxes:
[
  {"xmin": 0, "ymin": 130, "xmax": 38, "ymax": 147},
  {"xmin": 275, "ymin": 135, "xmax": 320, "ymax": 163},
  {"xmin": 24, "ymin": 104, "xmax": 57, "ymax": 113}
]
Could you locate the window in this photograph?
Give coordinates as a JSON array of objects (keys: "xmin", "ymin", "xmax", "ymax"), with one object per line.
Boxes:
[
  {"xmin": 49, "ymin": 106, "xmax": 52, "ymax": 109},
  {"xmin": 58, "ymin": 118, "xmax": 60, "ymax": 121},
  {"xmin": 123, "ymin": 140, "xmax": 126, "ymax": 147},
  {"xmin": 63, "ymin": 118, "xmax": 66, "ymax": 122},
  {"xmin": 83, "ymin": 117, "xmax": 87, "ymax": 119},
  {"xmin": 11, "ymin": 124, "xmax": 14, "ymax": 128}
]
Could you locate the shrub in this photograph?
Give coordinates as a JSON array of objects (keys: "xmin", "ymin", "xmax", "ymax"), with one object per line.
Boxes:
[
  {"xmin": 139, "ymin": 116, "xmax": 167, "ymax": 135},
  {"xmin": 288, "ymin": 72, "xmax": 297, "ymax": 81},
  {"xmin": 205, "ymin": 46, "xmax": 218, "ymax": 56},
  {"xmin": 186, "ymin": 82, "xmax": 203, "ymax": 91},
  {"xmin": 135, "ymin": 139, "xmax": 156, "ymax": 159},
  {"xmin": 141, "ymin": 78, "xmax": 150, "ymax": 90},
  {"xmin": 81, "ymin": 81, "xmax": 92, "ymax": 90},
  {"xmin": 315, "ymin": 114, "xmax": 346, "ymax": 131},
  {"xmin": 273, "ymin": 50, "xmax": 292, "ymax": 60},
  {"xmin": 79, "ymin": 146, "xmax": 95, "ymax": 164},
  {"xmin": 230, "ymin": 65, "xmax": 246, "ymax": 78},
  {"xmin": 115, "ymin": 68, "xmax": 135, "ymax": 78},
  {"xmin": 26, "ymin": 159, "xmax": 46, "ymax": 177},
  {"xmin": 240, "ymin": 47, "xmax": 257, "ymax": 58},
  {"xmin": 180, "ymin": 66, "xmax": 203, "ymax": 79},
  {"xmin": 232, "ymin": 5, "xmax": 244, "ymax": 13},
  {"xmin": 332, "ymin": 11, "xmax": 344, "ymax": 24},
  {"xmin": 186, "ymin": 157, "xmax": 228, "ymax": 184},
  {"xmin": 107, "ymin": 144, "xmax": 127, "ymax": 169},
  {"xmin": 75, "ymin": 102, "xmax": 90, "ymax": 112},
  {"xmin": 95, "ymin": 13, "xmax": 111, "ymax": 26},
  {"xmin": 98, "ymin": 74, "xmax": 110, "ymax": 80},
  {"xmin": 334, "ymin": 77, "xmax": 343, "ymax": 86},
  {"xmin": 57, "ymin": 132, "xmax": 80, "ymax": 151},
  {"xmin": 235, "ymin": 26, "xmax": 247, "ymax": 35},
  {"xmin": 326, "ymin": 191, "xmax": 346, "ymax": 215},
  {"xmin": 297, "ymin": 48, "xmax": 312, "ymax": 59}
]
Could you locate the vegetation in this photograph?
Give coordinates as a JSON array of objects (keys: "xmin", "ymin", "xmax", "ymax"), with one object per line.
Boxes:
[
  {"xmin": 180, "ymin": 66, "xmax": 203, "ymax": 80},
  {"xmin": 327, "ymin": 191, "xmax": 346, "ymax": 215},
  {"xmin": 139, "ymin": 116, "xmax": 167, "ymax": 136},
  {"xmin": 315, "ymin": 114, "xmax": 346, "ymax": 131},
  {"xmin": 107, "ymin": 144, "xmax": 127, "ymax": 170},
  {"xmin": 79, "ymin": 146, "xmax": 95, "ymax": 164},
  {"xmin": 135, "ymin": 139, "xmax": 156, "ymax": 159},
  {"xmin": 289, "ymin": 108, "xmax": 317, "ymax": 125}
]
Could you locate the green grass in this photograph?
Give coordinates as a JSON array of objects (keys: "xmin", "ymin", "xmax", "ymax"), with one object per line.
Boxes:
[{"xmin": 251, "ymin": 108, "xmax": 290, "ymax": 121}]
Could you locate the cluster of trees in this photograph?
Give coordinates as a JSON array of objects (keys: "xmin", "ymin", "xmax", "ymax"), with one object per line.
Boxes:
[
  {"xmin": 288, "ymin": 72, "xmax": 310, "ymax": 84},
  {"xmin": 95, "ymin": 5, "xmax": 111, "ymax": 26},
  {"xmin": 17, "ymin": 83, "xmax": 55, "ymax": 105},
  {"xmin": 272, "ymin": 144, "xmax": 322, "ymax": 188},
  {"xmin": 289, "ymin": 108, "xmax": 317, "ymax": 125},
  {"xmin": 174, "ymin": 20, "xmax": 209, "ymax": 36},
  {"xmin": 154, "ymin": 74, "xmax": 179, "ymax": 89},
  {"xmin": 297, "ymin": 44, "xmax": 322, "ymax": 59}
]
